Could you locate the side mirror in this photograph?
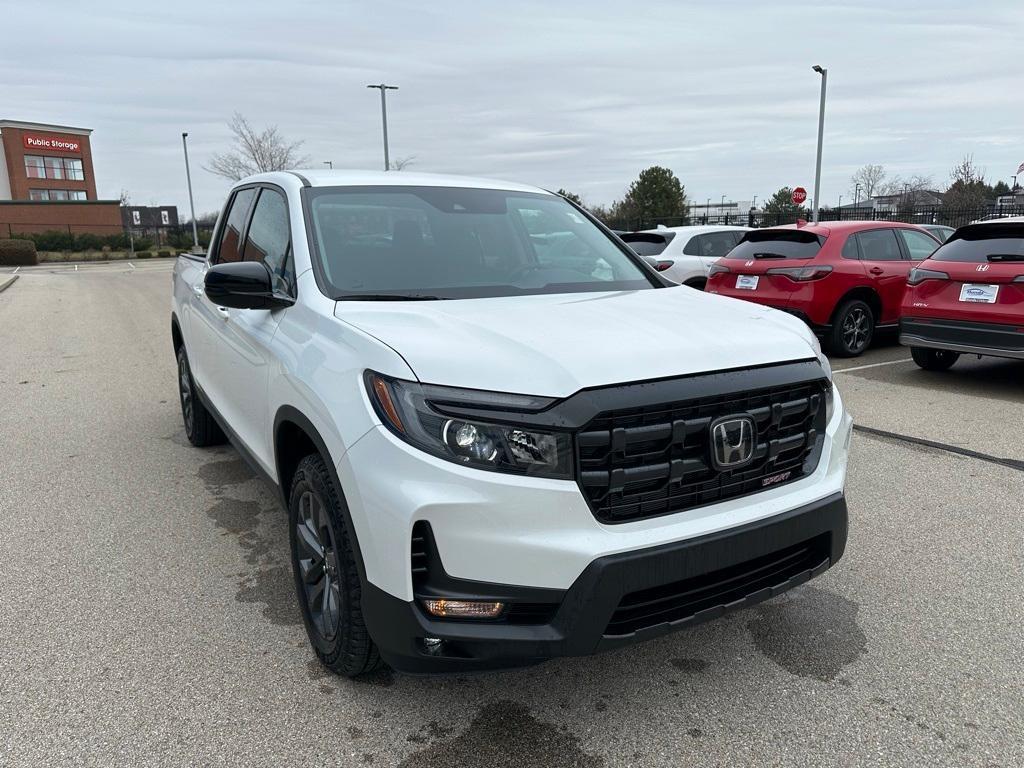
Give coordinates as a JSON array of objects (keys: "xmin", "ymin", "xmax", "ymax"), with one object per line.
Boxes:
[{"xmin": 204, "ymin": 261, "xmax": 293, "ymax": 310}]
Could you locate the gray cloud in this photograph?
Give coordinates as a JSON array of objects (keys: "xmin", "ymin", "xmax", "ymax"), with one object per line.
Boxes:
[{"xmin": 4, "ymin": 0, "xmax": 1022, "ymax": 214}]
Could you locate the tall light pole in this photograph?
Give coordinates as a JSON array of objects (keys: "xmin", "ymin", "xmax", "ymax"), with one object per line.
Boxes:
[
  {"xmin": 811, "ymin": 65, "xmax": 828, "ymax": 224},
  {"xmin": 752, "ymin": 194, "xmax": 758, "ymax": 210},
  {"xmin": 854, "ymin": 183, "xmax": 862, "ymax": 208},
  {"xmin": 367, "ymin": 83, "xmax": 398, "ymax": 171},
  {"xmin": 705, "ymin": 197, "xmax": 711, "ymax": 223},
  {"xmin": 323, "ymin": 161, "xmax": 333, "ymax": 169},
  {"xmin": 181, "ymin": 132, "xmax": 200, "ymax": 253}
]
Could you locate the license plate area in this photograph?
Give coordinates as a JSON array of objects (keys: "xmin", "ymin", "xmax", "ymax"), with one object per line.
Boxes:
[
  {"xmin": 736, "ymin": 275, "xmax": 759, "ymax": 290},
  {"xmin": 959, "ymin": 283, "xmax": 999, "ymax": 303}
]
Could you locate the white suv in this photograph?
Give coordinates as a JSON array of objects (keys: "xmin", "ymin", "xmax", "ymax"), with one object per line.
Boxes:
[
  {"xmin": 621, "ymin": 225, "xmax": 750, "ymax": 288},
  {"xmin": 171, "ymin": 171, "xmax": 851, "ymax": 676}
]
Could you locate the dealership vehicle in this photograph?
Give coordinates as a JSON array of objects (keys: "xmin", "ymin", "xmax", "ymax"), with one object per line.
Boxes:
[
  {"xmin": 620, "ymin": 225, "xmax": 750, "ymax": 288},
  {"xmin": 706, "ymin": 221, "xmax": 940, "ymax": 356},
  {"xmin": 922, "ymin": 224, "xmax": 955, "ymax": 243},
  {"xmin": 171, "ymin": 170, "xmax": 851, "ymax": 676},
  {"xmin": 900, "ymin": 218, "xmax": 1024, "ymax": 369}
]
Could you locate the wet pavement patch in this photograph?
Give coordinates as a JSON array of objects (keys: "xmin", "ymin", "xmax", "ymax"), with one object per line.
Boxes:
[
  {"xmin": 670, "ymin": 658, "xmax": 709, "ymax": 673},
  {"xmin": 747, "ymin": 585, "xmax": 867, "ymax": 682},
  {"xmin": 197, "ymin": 457, "xmax": 254, "ymax": 491},
  {"xmin": 398, "ymin": 700, "xmax": 602, "ymax": 768}
]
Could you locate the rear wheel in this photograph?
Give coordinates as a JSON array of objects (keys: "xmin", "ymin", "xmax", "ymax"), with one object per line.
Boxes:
[
  {"xmin": 827, "ymin": 299, "xmax": 874, "ymax": 357},
  {"xmin": 289, "ymin": 453, "xmax": 382, "ymax": 678},
  {"xmin": 684, "ymin": 278, "xmax": 707, "ymax": 291},
  {"xmin": 176, "ymin": 346, "xmax": 225, "ymax": 447},
  {"xmin": 910, "ymin": 347, "xmax": 960, "ymax": 371}
]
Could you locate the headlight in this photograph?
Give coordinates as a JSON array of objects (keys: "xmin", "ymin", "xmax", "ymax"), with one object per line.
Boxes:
[{"xmin": 364, "ymin": 372, "xmax": 573, "ymax": 479}]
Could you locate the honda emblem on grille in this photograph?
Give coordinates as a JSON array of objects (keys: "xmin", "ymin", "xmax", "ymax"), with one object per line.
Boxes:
[{"xmin": 710, "ymin": 415, "xmax": 756, "ymax": 470}]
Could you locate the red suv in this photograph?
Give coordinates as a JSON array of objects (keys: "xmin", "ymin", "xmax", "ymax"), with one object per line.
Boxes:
[
  {"xmin": 900, "ymin": 219, "xmax": 1024, "ymax": 370},
  {"xmin": 706, "ymin": 221, "xmax": 940, "ymax": 356}
]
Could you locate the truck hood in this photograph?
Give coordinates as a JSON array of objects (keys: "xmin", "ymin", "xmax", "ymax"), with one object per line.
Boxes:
[{"xmin": 334, "ymin": 287, "xmax": 818, "ymax": 397}]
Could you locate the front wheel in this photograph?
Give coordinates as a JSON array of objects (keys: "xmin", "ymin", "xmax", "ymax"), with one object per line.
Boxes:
[
  {"xmin": 176, "ymin": 346, "xmax": 225, "ymax": 447},
  {"xmin": 827, "ymin": 299, "xmax": 875, "ymax": 357},
  {"xmin": 910, "ymin": 347, "xmax": 960, "ymax": 371},
  {"xmin": 289, "ymin": 454, "xmax": 382, "ymax": 678}
]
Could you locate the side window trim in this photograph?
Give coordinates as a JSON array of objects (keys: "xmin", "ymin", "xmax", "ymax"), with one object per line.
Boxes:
[
  {"xmin": 210, "ymin": 185, "xmax": 258, "ymax": 266},
  {"xmin": 245, "ymin": 183, "xmax": 297, "ymax": 298}
]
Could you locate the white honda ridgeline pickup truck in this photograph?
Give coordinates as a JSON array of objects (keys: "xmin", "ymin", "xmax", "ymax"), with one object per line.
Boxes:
[{"xmin": 172, "ymin": 170, "xmax": 852, "ymax": 676}]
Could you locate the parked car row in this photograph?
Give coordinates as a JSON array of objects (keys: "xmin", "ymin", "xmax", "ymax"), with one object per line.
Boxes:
[{"xmin": 624, "ymin": 219, "xmax": 1023, "ymax": 367}]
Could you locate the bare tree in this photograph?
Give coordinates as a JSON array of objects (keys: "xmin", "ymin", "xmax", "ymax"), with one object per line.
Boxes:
[
  {"xmin": 389, "ymin": 155, "xmax": 416, "ymax": 171},
  {"xmin": 205, "ymin": 113, "xmax": 309, "ymax": 181},
  {"xmin": 949, "ymin": 154, "xmax": 984, "ymax": 186},
  {"xmin": 849, "ymin": 164, "xmax": 886, "ymax": 199}
]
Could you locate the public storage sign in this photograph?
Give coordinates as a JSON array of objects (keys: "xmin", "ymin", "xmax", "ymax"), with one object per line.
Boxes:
[{"xmin": 22, "ymin": 133, "xmax": 81, "ymax": 153}]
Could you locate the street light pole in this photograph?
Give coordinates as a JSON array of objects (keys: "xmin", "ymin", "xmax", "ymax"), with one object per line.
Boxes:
[
  {"xmin": 811, "ymin": 65, "xmax": 828, "ymax": 225},
  {"xmin": 705, "ymin": 197, "xmax": 710, "ymax": 223},
  {"xmin": 181, "ymin": 132, "xmax": 200, "ymax": 253},
  {"xmin": 367, "ymin": 83, "xmax": 398, "ymax": 171},
  {"xmin": 854, "ymin": 183, "xmax": 862, "ymax": 208},
  {"xmin": 324, "ymin": 161, "xmax": 333, "ymax": 169}
]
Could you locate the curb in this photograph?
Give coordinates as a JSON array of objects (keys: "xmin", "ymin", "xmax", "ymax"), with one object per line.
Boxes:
[{"xmin": 0, "ymin": 274, "xmax": 19, "ymax": 294}]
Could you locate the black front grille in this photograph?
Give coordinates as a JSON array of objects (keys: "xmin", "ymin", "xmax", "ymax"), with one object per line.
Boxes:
[
  {"xmin": 605, "ymin": 534, "xmax": 831, "ymax": 636},
  {"xmin": 577, "ymin": 376, "xmax": 829, "ymax": 524},
  {"xmin": 411, "ymin": 521, "xmax": 430, "ymax": 588}
]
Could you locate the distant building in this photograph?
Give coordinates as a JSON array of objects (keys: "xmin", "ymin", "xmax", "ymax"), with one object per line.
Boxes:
[
  {"xmin": 0, "ymin": 119, "xmax": 121, "ymax": 237},
  {"xmin": 122, "ymin": 205, "xmax": 179, "ymax": 230}
]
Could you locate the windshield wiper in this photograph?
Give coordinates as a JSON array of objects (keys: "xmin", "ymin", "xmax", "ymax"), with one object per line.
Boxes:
[
  {"xmin": 337, "ymin": 293, "xmax": 448, "ymax": 301},
  {"xmin": 986, "ymin": 253, "xmax": 1024, "ymax": 262},
  {"xmin": 752, "ymin": 252, "xmax": 788, "ymax": 259}
]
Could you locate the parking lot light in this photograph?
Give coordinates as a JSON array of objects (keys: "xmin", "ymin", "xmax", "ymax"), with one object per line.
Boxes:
[
  {"xmin": 181, "ymin": 132, "xmax": 200, "ymax": 253},
  {"xmin": 811, "ymin": 65, "xmax": 828, "ymax": 225}
]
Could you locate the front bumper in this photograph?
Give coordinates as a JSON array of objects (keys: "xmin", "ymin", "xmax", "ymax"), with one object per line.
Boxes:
[
  {"xmin": 900, "ymin": 316, "xmax": 1024, "ymax": 360},
  {"xmin": 362, "ymin": 492, "xmax": 848, "ymax": 673}
]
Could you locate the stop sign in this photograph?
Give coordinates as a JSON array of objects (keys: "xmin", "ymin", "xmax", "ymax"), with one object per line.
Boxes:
[{"xmin": 791, "ymin": 187, "xmax": 808, "ymax": 205}]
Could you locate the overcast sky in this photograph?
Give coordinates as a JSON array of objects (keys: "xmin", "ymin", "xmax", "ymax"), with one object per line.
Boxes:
[{"xmin": 5, "ymin": 0, "xmax": 1023, "ymax": 216}]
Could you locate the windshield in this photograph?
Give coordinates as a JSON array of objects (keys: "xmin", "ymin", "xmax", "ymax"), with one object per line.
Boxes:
[
  {"xmin": 929, "ymin": 224, "xmax": 1024, "ymax": 263},
  {"xmin": 728, "ymin": 230, "xmax": 824, "ymax": 260},
  {"xmin": 620, "ymin": 232, "xmax": 675, "ymax": 256},
  {"xmin": 306, "ymin": 186, "xmax": 654, "ymax": 299}
]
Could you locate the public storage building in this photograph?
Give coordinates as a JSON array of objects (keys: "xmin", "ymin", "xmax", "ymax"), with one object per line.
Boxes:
[{"xmin": 0, "ymin": 119, "xmax": 122, "ymax": 237}]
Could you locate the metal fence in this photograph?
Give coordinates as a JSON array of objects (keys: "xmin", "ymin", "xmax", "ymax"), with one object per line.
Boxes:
[{"xmin": 607, "ymin": 205, "xmax": 1024, "ymax": 233}]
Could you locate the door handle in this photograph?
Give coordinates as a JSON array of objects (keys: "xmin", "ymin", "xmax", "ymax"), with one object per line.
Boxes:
[
  {"xmin": 192, "ymin": 283, "xmax": 204, "ymax": 296},
  {"xmin": 869, "ymin": 267, "xmax": 884, "ymax": 275},
  {"xmin": 216, "ymin": 306, "xmax": 230, "ymax": 318}
]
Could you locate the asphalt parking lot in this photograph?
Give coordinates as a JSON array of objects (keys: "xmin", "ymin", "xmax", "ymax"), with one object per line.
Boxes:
[{"xmin": 1, "ymin": 261, "xmax": 1021, "ymax": 767}]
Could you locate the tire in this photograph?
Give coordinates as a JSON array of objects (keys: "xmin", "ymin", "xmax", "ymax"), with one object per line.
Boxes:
[
  {"xmin": 827, "ymin": 299, "xmax": 875, "ymax": 357},
  {"xmin": 176, "ymin": 346, "xmax": 226, "ymax": 447},
  {"xmin": 289, "ymin": 453, "xmax": 382, "ymax": 678},
  {"xmin": 684, "ymin": 278, "xmax": 707, "ymax": 291},
  {"xmin": 911, "ymin": 346, "xmax": 960, "ymax": 371}
]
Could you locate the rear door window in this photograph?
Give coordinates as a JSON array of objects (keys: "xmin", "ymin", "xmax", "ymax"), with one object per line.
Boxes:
[
  {"xmin": 929, "ymin": 224, "xmax": 1024, "ymax": 263},
  {"xmin": 841, "ymin": 235, "xmax": 860, "ymax": 260},
  {"xmin": 620, "ymin": 232, "xmax": 675, "ymax": 256},
  {"xmin": 729, "ymin": 230, "xmax": 824, "ymax": 260},
  {"xmin": 898, "ymin": 229, "xmax": 939, "ymax": 261},
  {"xmin": 214, "ymin": 188, "xmax": 257, "ymax": 264},
  {"xmin": 683, "ymin": 231, "xmax": 742, "ymax": 259},
  {"xmin": 855, "ymin": 229, "xmax": 903, "ymax": 261},
  {"xmin": 243, "ymin": 188, "xmax": 294, "ymax": 294}
]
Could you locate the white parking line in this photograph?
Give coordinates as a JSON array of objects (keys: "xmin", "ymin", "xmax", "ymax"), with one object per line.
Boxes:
[
  {"xmin": 834, "ymin": 358, "xmax": 914, "ymax": 374},
  {"xmin": 128, "ymin": 262, "xmax": 136, "ymax": 270},
  {"xmin": 75, "ymin": 264, "xmax": 78, "ymax": 272}
]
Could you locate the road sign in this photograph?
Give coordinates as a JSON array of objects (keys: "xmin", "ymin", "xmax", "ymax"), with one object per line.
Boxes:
[{"xmin": 791, "ymin": 187, "xmax": 807, "ymax": 205}]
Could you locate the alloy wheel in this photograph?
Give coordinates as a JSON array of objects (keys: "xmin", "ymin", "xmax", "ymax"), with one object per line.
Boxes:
[
  {"xmin": 841, "ymin": 308, "xmax": 870, "ymax": 353},
  {"xmin": 178, "ymin": 353, "xmax": 194, "ymax": 437},
  {"xmin": 295, "ymin": 491, "xmax": 342, "ymax": 640}
]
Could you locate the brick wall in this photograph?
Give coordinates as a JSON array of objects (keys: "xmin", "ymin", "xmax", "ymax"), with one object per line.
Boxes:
[{"xmin": 0, "ymin": 201, "xmax": 123, "ymax": 236}]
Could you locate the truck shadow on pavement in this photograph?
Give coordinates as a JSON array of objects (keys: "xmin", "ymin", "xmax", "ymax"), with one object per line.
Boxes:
[{"xmin": 194, "ymin": 451, "xmax": 870, "ymax": 767}]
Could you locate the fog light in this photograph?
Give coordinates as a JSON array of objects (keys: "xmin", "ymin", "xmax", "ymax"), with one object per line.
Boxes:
[{"xmin": 422, "ymin": 599, "xmax": 505, "ymax": 619}]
